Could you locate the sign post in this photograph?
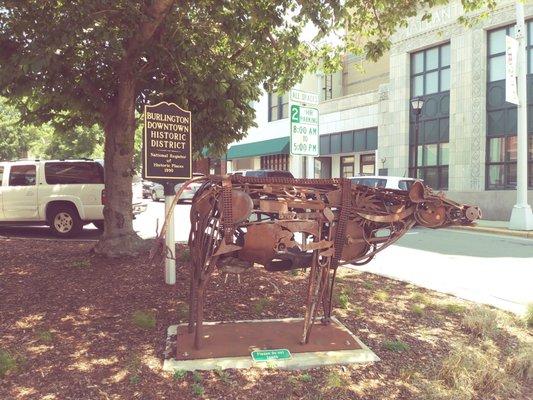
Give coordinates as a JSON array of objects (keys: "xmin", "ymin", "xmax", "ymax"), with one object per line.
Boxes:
[
  {"xmin": 290, "ymin": 89, "xmax": 319, "ymax": 178},
  {"xmin": 509, "ymin": 2, "xmax": 533, "ymax": 230},
  {"xmin": 143, "ymin": 101, "xmax": 192, "ymax": 284}
]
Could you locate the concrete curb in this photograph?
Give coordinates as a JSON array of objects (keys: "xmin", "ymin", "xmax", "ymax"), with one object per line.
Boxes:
[{"xmin": 447, "ymin": 225, "xmax": 533, "ymax": 239}]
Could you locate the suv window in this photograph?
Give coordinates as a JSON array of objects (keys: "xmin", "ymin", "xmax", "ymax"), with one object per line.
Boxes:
[
  {"xmin": 352, "ymin": 178, "xmax": 386, "ymax": 188},
  {"xmin": 45, "ymin": 162, "xmax": 104, "ymax": 184},
  {"xmin": 0, "ymin": 166, "xmax": 3, "ymax": 185},
  {"xmin": 398, "ymin": 180, "xmax": 415, "ymax": 191},
  {"xmin": 9, "ymin": 165, "xmax": 36, "ymax": 186}
]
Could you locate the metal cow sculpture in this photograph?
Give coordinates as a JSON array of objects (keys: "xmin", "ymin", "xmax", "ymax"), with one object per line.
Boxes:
[{"xmin": 152, "ymin": 175, "xmax": 481, "ymax": 350}]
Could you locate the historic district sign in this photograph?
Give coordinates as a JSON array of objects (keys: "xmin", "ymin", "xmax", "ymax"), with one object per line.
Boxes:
[
  {"xmin": 251, "ymin": 348, "xmax": 292, "ymax": 362},
  {"xmin": 290, "ymin": 89, "xmax": 319, "ymax": 156},
  {"xmin": 143, "ymin": 101, "xmax": 192, "ymax": 181}
]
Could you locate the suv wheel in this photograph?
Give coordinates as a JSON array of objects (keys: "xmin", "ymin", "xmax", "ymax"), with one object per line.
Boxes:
[{"xmin": 49, "ymin": 205, "xmax": 82, "ymax": 237}]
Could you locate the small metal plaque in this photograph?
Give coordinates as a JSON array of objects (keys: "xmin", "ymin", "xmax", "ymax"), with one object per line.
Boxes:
[{"xmin": 251, "ymin": 349, "xmax": 292, "ymax": 362}]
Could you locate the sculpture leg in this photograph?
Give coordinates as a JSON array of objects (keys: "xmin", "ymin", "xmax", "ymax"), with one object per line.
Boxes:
[
  {"xmin": 193, "ymin": 256, "xmax": 219, "ymax": 350},
  {"xmin": 193, "ymin": 280, "xmax": 207, "ymax": 350},
  {"xmin": 187, "ymin": 261, "xmax": 199, "ymax": 333},
  {"xmin": 301, "ymin": 253, "xmax": 327, "ymax": 344},
  {"xmin": 321, "ymin": 267, "xmax": 337, "ymax": 325}
]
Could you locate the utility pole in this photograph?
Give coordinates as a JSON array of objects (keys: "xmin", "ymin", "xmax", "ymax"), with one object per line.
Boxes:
[{"xmin": 509, "ymin": 1, "xmax": 533, "ymax": 230}]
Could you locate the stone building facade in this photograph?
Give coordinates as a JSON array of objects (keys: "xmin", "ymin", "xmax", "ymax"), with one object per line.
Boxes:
[{"xmin": 226, "ymin": 0, "xmax": 533, "ymax": 219}]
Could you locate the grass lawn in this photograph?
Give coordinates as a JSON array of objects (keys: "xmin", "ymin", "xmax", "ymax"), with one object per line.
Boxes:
[{"xmin": 0, "ymin": 237, "xmax": 531, "ymax": 399}]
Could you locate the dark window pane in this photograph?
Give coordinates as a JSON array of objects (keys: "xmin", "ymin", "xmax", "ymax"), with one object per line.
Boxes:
[
  {"xmin": 9, "ymin": 165, "xmax": 36, "ymax": 186},
  {"xmin": 320, "ymin": 135, "xmax": 330, "ymax": 155},
  {"xmin": 426, "ymin": 71, "xmax": 439, "ymax": 94},
  {"xmin": 489, "ymin": 29, "xmax": 506, "ymax": 55},
  {"xmin": 441, "ymin": 44, "xmax": 450, "ymax": 67},
  {"xmin": 508, "ymin": 163, "xmax": 517, "ymax": 188},
  {"xmin": 506, "ymin": 136, "xmax": 517, "ymax": 161},
  {"xmin": 330, "ymin": 134, "xmax": 341, "ymax": 154},
  {"xmin": 281, "ymin": 103, "xmax": 288, "ymax": 119},
  {"xmin": 45, "ymin": 162, "xmax": 104, "ymax": 184},
  {"xmin": 440, "ymin": 166, "xmax": 449, "ymax": 190},
  {"xmin": 413, "ymin": 75, "xmax": 424, "ymax": 97},
  {"xmin": 366, "ymin": 128, "xmax": 378, "ymax": 150},
  {"xmin": 489, "ymin": 137, "xmax": 506, "ymax": 162},
  {"xmin": 360, "ymin": 154, "xmax": 375, "ymax": 175},
  {"xmin": 341, "ymin": 131, "xmax": 354, "ymax": 153},
  {"xmin": 439, "ymin": 143, "xmax": 449, "ymax": 165},
  {"xmin": 426, "ymin": 47, "xmax": 439, "ymax": 70},
  {"xmin": 314, "ymin": 157, "xmax": 332, "ymax": 179},
  {"xmin": 422, "ymin": 167, "xmax": 439, "ymax": 189},
  {"xmin": 354, "ymin": 131, "xmax": 366, "ymax": 151},
  {"xmin": 417, "ymin": 146, "xmax": 423, "ymax": 167},
  {"xmin": 340, "ymin": 156, "xmax": 354, "ymax": 178},
  {"xmin": 440, "ymin": 68, "xmax": 450, "ymax": 91},
  {"xmin": 425, "ymin": 144, "xmax": 438, "ymax": 166},
  {"xmin": 489, "ymin": 56, "xmax": 505, "ymax": 82},
  {"xmin": 270, "ymin": 105, "xmax": 279, "ymax": 121},
  {"xmin": 488, "ymin": 164, "xmax": 505, "ymax": 189},
  {"xmin": 412, "ymin": 52, "xmax": 424, "ymax": 74}
]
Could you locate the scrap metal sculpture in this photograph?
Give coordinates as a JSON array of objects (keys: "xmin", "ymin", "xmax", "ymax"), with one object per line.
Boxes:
[{"xmin": 152, "ymin": 175, "xmax": 481, "ymax": 350}]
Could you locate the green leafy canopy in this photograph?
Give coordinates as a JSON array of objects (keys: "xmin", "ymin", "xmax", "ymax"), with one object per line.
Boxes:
[{"xmin": 0, "ymin": 0, "xmax": 494, "ymax": 156}]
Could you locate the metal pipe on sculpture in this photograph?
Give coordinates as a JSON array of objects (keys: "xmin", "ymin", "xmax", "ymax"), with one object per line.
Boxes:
[{"xmin": 151, "ymin": 175, "xmax": 481, "ymax": 350}]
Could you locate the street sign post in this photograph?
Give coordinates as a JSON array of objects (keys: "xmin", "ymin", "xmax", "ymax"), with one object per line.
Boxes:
[
  {"xmin": 290, "ymin": 88, "xmax": 319, "ymax": 106},
  {"xmin": 143, "ymin": 101, "xmax": 192, "ymax": 284},
  {"xmin": 290, "ymin": 104, "xmax": 319, "ymax": 156}
]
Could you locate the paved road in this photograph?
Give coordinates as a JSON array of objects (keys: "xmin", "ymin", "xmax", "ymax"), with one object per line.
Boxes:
[
  {"xmin": 349, "ymin": 227, "xmax": 533, "ymax": 315},
  {"xmin": 2, "ymin": 202, "xmax": 532, "ymax": 315},
  {"xmin": 0, "ymin": 199, "xmax": 188, "ymax": 241}
]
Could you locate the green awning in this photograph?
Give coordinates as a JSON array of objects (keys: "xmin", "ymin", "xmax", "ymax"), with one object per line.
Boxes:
[{"xmin": 226, "ymin": 137, "xmax": 290, "ymax": 160}]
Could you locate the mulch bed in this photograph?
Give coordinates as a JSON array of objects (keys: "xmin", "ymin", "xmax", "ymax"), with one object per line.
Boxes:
[{"xmin": 0, "ymin": 237, "xmax": 530, "ymax": 399}]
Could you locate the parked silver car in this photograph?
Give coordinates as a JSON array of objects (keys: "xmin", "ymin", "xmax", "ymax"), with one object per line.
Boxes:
[{"xmin": 150, "ymin": 173, "xmax": 205, "ymax": 202}]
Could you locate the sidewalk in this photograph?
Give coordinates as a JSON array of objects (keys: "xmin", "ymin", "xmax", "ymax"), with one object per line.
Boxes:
[{"xmin": 448, "ymin": 219, "xmax": 533, "ymax": 239}]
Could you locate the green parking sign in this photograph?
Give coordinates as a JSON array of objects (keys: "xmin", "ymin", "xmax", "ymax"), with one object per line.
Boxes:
[{"xmin": 291, "ymin": 104, "xmax": 300, "ymax": 123}]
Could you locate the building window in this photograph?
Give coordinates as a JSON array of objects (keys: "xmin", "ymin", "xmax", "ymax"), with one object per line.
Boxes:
[
  {"xmin": 486, "ymin": 24, "xmax": 533, "ymax": 189},
  {"xmin": 412, "ymin": 143, "xmax": 449, "ymax": 190},
  {"xmin": 360, "ymin": 154, "xmax": 375, "ymax": 175},
  {"xmin": 260, "ymin": 154, "xmax": 289, "ymax": 171},
  {"xmin": 314, "ymin": 157, "xmax": 332, "ymax": 178},
  {"xmin": 411, "ymin": 43, "xmax": 450, "ymax": 96},
  {"xmin": 340, "ymin": 156, "xmax": 355, "ymax": 178},
  {"xmin": 409, "ymin": 43, "xmax": 450, "ymax": 190},
  {"xmin": 322, "ymin": 74, "xmax": 333, "ymax": 100},
  {"xmin": 268, "ymin": 93, "xmax": 289, "ymax": 122}
]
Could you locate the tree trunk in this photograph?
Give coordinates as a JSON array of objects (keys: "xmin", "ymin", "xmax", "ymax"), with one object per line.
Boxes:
[
  {"xmin": 93, "ymin": 0, "xmax": 175, "ymax": 257},
  {"xmin": 93, "ymin": 68, "xmax": 147, "ymax": 257}
]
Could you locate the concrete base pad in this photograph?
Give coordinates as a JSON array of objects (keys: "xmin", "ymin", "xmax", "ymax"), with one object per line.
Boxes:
[{"xmin": 163, "ymin": 317, "xmax": 379, "ymax": 371}]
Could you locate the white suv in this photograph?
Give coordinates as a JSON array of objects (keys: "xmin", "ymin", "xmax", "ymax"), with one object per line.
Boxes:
[
  {"xmin": 350, "ymin": 175, "xmax": 420, "ymax": 190},
  {"xmin": 0, "ymin": 160, "xmax": 146, "ymax": 236}
]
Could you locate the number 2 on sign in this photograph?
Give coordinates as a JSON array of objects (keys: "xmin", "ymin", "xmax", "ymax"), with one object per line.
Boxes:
[{"xmin": 291, "ymin": 105, "xmax": 300, "ymax": 122}]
